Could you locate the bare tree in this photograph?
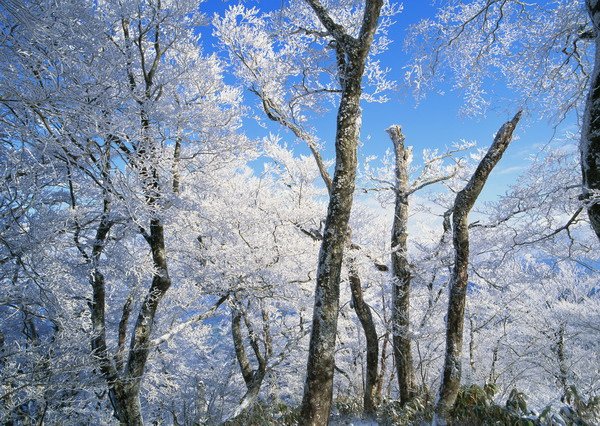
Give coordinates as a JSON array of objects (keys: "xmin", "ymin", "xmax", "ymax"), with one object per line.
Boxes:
[
  {"xmin": 434, "ymin": 111, "xmax": 522, "ymax": 425},
  {"xmin": 299, "ymin": 1, "xmax": 384, "ymax": 423},
  {"xmin": 215, "ymin": 2, "xmax": 397, "ymax": 418},
  {"xmin": 0, "ymin": 0, "xmax": 241, "ymax": 422},
  {"xmin": 388, "ymin": 126, "xmax": 416, "ymax": 404},
  {"xmin": 229, "ymin": 299, "xmax": 272, "ymax": 419},
  {"xmin": 377, "ymin": 126, "xmax": 469, "ymax": 404},
  {"xmin": 347, "ymin": 251, "xmax": 380, "ymax": 415}
]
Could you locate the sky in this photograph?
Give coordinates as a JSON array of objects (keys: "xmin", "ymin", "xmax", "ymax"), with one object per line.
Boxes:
[{"xmin": 198, "ymin": 0, "xmax": 580, "ymax": 203}]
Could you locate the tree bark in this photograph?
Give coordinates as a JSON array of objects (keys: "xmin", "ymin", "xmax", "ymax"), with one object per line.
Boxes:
[
  {"xmin": 434, "ymin": 111, "xmax": 521, "ymax": 425},
  {"xmin": 300, "ymin": 1, "xmax": 383, "ymax": 424},
  {"xmin": 555, "ymin": 324, "xmax": 569, "ymax": 396},
  {"xmin": 122, "ymin": 220, "xmax": 171, "ymax": 419},
  {"xmin": 232, "ymin": 309, "xmax": 254, "ymax": 387},
  {"xmin": 348, "ymin": 256, "xmax": 379, "ymax": 416},
  {"xmin": 69, "ymin": 136, "xmax": 144, "ymax": 424},
  {"xmin": 374, "ymin": 327, "xmax": 389, "ymax": 405},
  {"xmin": 229, "ymin": 303, "xmax": 271, "ymax": 420},
  {"xmin": 581, "ymin": 1, "xmax": 600, "ymax": 240},
  {"xmin": 84, "ymin": 185, "xmax": 135, "ymax": 424},
  {"xmin": 387, "ymin": 125, "xmax": 416, "ymax": 405},
  {"xmin": 296, "ymin": 223, "xmax": 382, "ymax": 417}
]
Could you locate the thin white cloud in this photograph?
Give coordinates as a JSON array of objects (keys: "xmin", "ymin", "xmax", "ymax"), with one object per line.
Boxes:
[{"xmin": 496, "ymin": 165, "xmax": 527, "ymax": 175}]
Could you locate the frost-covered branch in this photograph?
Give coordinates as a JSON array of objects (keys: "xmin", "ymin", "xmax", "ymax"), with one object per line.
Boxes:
[{"xmin": 151, "ymin": 293, "xmax": 229, "ymax": 347}]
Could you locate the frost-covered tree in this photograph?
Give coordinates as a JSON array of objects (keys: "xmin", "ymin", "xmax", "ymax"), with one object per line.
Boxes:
[
  {"xmin": 359, "ymin": 126, "xmax": 475, "ymax": 405},
  {"xmin": 434, "ymin": 111, "xmax": 521, "ymax": 425},
  {"xmin": 430, "ymin": 126, "xmax": 599, "ymax": 423},
  {"xmin": 276, "ymin": 1, "xmax": 385, "ymax": 420},
  {"xmin": 1, "ymin": 0, "xmax": 243, "ymax": 422},
  {"xmin": 3, "ymin": 1, "xmax": 600, "ymax": 424},
  {"xmin": 216, "ymin": 1, "xmax": 391, "ymax": 422},
  {"xmin": 407, "ymin": 0, "xmax": 600, "ymax": 240},
  {"xmin": 466, "ymin": 131, "xmax": 599, "ymax": 401}
]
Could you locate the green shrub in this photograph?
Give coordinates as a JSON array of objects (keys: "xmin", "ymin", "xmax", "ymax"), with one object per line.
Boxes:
[
  {"xmin": 223, "ymin": 385, "xmax": 599, "ymax": 425},
  {"xmin": 334, "ymin": 395, "xmax": 363, "ymax": 418},
  {"xmin": 376, "ymin": 393, "xmax": 434, "ymax": 425},
  {"xmin": 449, "ymin": 384, "xmax": 537, "ymax": 425}
]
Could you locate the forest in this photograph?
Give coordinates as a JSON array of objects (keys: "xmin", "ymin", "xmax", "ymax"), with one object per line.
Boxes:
[{"xmin": 0, "ymin": 0, "xmax": 599, "ymax": 425}]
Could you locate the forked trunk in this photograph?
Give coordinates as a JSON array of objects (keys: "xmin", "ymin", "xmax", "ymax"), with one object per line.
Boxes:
[
  {"xmin": 300, "ymin": 2, "xmax": 384, "ymax": 424},
  {"xmin": 111, "ymin": 382, "xmax": 143, "ymax": 426},
  {"xmin": 229, "ymin": 303, "xmax": 271, "ymax": 420}
]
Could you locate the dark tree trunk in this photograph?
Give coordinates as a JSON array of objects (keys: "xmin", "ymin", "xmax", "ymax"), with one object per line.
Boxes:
[
  {"xmin": 296, "ymin": 224, "xmax": 382, "ymax": 417},
  {"xmin": 468, "ymin": 317, "xmax": 476, "ymax": 375},
  {"xmin": 232, "ymin": 309, "xmax": 254, "ymax": 387},
  {"xmin": 121, "ymin": 219, "xmax": 171, "ymax": 420},
  {"xmin": 229, "ymin": 303, "xmax": 271, "ymax": 420},
  {"xmin": 300, "ymin": 65, "xmax": 362, "ymax": 425},
  {"xmin": 85, "ymin": 194, "xmax": 136, "ymax": 424},
  {"xmin": 581, "ymin": 1, "xmax": 600, "ymax": 240},
  {"xmin": 89, "ymin": 202, "xmax": 113, "ymax": 378},
  {"xmin": 374, "ymin": 326, "xmax": 390, "ymax": 405},
  {"xmin": 387, "ymin": 125, "xmax": 416, "ymax": 404},
  {"xmin": 109, "ymin": 382, "xmax": 142, "ymax": 426},
  {"xmin": 115, "ymin": 296, "xmax": 133, "ymax": 372},
  {"xmin": 434, "ymin": 112, "xmax": 521, "ymax": 425},
  {"xmin": 555, "ymin": 324, "xmax": 569, "ymax": 396},
  {"xmin": 101, "ymin": 217, "xmax": 171, "ymax": 426},
  {"xmin": 300, "ymin": 2, "xmax": 383, "ymax": 424},
  {"xmin": 348, "ymin": 256, "xmax": 379, "ymax": 416}
]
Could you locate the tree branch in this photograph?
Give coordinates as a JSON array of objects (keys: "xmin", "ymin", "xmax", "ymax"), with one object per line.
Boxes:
[{"xmin": 151, "ymin": 293, "xmax": 229, "ymax": 347}]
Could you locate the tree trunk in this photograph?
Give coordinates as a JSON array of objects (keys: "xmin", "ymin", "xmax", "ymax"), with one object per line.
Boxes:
[
  {"xmin": 87, "ymin": 221, "xmax": 145, "ymax": 426},
  {"xmin": 122, "ymin": 219, "xmax": 171, "ymax": 418},
  {"xmin": 110, "ymin": 382, "xmax": 143, "ymax": 426},
  {"xmin": 296, "ymin": 224, "xmax": 383, "ymax": 417},
  {"xmin": 581, "ymin": 1, "xmax": 600, "ymax": 240},
  {"xmin": 231, "ymin": 309, "xmax": 254, "ymax": 387},
  {"xmin": 387, "ymin": 125, "xmax": 416, "ymax": 404},
  {"xmin": 85, "ymin": 194, "xmax": 140, "ymax": 424},
  {"xmin": 300, "ymin": 2, "xmax": 383, "ymax": 424},
  {"xmin": 374, "ymin": 327, "xmax": 390, "ymax": 405},
  {"xmin": 228, "ymin": 303, "xmax": 271, "ymax": 420},
  {"xmin": 230, "ymin": 370, "xmax": 267, "ymax": 420},
  {"xmin": 468, "ymin": 317, "xmax": 476, "ymax": 375},
  {"xmin": 348, "ymin": 256, "xmax": 379, "ymax": 416},
  {"xmin": 434, "ymin": 111, "xmax": 521, "ymax": 425},
  {"xmin": 300, "ymin": 142, "xmax": 357, "ymax": 424},
  {"xmin": 555, "ymin": 324, "xmax": 569, "ymax": 396}
]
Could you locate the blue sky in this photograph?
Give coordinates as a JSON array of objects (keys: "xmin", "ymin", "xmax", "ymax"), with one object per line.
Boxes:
[{"xmin": 199, "ymin": 1, "xmax": 579, "ymax": 202}]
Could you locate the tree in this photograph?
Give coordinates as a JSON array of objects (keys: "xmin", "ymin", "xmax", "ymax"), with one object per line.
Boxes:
[
  {"xmin": 384, "ymin": 126, "xmax": 471, "ymax": 404},
  {"xmin": 434, "ymin": 111, "xmax": 521, "ymax": 425},
  {"xmin": 215, "ymin": 1, "xmax": 392, "ymax": 421},
  {"xmin": 294, "ymin": 2, "xmax": 384, "ymax": 422},
  {"xmin": 360, "ymin": 126, "xmax": 473, "ymax": 404},
  {"xmin": 407, "ymin": 0, "xmax": 600, "ymax": 239},
  {"xmin": 1, "ymin": 0, "xmax": 242, "ymax": 422},
  {"xmin": 460, "ymin": 129, "xmax": 598, "ymax": 410},
  {"xmin": 3, "ymin": 1, "xmax": 600, "ymax": 423},
  {"xmin": 581, "ymin": 1, "xmax": 600, "ymax": 239},
  {"xmin": 387, "ymin": 126, "xmax": 417, "ymax": 405}
]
